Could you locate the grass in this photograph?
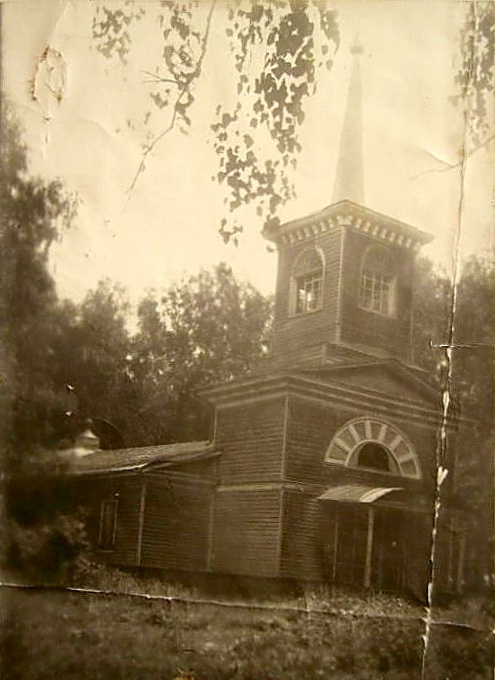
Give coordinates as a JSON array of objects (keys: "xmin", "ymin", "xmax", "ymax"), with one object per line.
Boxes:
[{"xmin": 1, "ymin": 578, "xmax": 493, "ymax": 680}]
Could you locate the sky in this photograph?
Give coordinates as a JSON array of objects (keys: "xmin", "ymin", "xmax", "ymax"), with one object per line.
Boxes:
[{"xmin": 3, "ymin": 0, "xmax": 494, "ymax": 306}]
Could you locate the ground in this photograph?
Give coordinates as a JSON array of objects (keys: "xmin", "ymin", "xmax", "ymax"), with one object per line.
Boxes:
[{"xmin": 1, "ymin": 576, "xmax": 492, "ymax": 680}]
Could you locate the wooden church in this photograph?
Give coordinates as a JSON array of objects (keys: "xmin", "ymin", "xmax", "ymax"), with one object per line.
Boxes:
[{"xmin": 65, "ymin": 44, "xmax": 472, "ymax": 598}]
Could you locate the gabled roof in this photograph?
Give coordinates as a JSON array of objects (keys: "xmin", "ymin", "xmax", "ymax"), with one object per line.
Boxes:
[
  {"xmin": 296, "ymin": 357, "xmax": 440, "ymax": 404},
  {"xmin": 64, "ymin": 440, "xmax": 220, "ymax": 476}
]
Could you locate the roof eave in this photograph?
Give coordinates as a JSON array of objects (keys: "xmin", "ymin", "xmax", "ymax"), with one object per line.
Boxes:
[
  {"xmin": 263, "ymin": 200, "xmax": 432, "ymax": 248},
  {"xmin": 66, "ymin": 446, "xmax": 221, "ymax": 477}
]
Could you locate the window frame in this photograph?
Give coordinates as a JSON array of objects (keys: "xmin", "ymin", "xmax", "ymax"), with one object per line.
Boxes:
[
  {"xmin": 324, "ymin": 417, "xmax": 422, "ymax": 480},
  {"xmin": 290, "ymin": 246, "xmax": 325, "ymax": 317},
  {"xmin": 359, "ymin": 246, "xmax": 397, "ymax": 317},
  {"xmin": 295, "ymin": 269, "xmax": 324, "ymax": 314},
  {"xmin": 98, "ymin": 499, "xmax": 118, "ymax": 550}
]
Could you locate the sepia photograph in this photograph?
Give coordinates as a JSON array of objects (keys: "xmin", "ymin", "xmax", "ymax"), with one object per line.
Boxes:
[{"xmin": 1, "ymin": 1, "xmax": 494, "ymax": 678}]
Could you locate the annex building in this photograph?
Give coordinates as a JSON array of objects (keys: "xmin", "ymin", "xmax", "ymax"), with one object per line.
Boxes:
[{"xmin": 64, "ymin": 44, "xmax": 473, "ymax": 599}]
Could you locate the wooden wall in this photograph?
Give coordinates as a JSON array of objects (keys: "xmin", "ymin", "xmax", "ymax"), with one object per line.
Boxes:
[
  {"xmin": 75, "ymin": 457, "xmax": 217, "ymax": 572},
  {"xmin": 271, "ymin": 227, "xmax": 343, "ymax": 356},
  {"xmin": 252, "ymin": 343, "xmax": 327, "ymax": 374},
  {"xmin": 215, "ymin": 397, "xmax": 286, "ymax": 483},
  {"xmin": 324, "ymin": 365, "xmax": 440, "ymax": 404},
  {"xmin": 340, "ymin": 229, "xmax": 415, "ymax": 360},
  {"xmin": 276, "ymin": 393, "xmax": 442, "ymax": 586},
  {"xmin": 208, "ymin": 387, "xmax": 441, "ymax": 583},
  {"xmin": 76, "ymin": 476, "xmax": 142, "ymax": 567},
  {"xmin": 279, "ymin": 485, "xmax": 433, "ymax": 593},
  {"xmin": 210, "ymin": 487, "xmax": 282, "ymax": 577},
  {"xmin": 284, "ymin": 394, "xmax": 438, "ymax": 492},
  {"xmin": 280, "ymin": 489, "xmax": 324, "ymax": 580},
  {"xmin": 140, "ymin": 476, "xmax": 213, "ymax": 571},
  {"xmin": 269, "ymin": 223, "xmax": 418, "ymax": 363},
  {"xmin": 210, "ymin": 395, "xmax": 285, "ymax": 575}
]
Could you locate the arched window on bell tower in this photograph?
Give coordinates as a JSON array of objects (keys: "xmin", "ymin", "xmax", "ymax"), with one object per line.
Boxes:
[
  {"xmin": 291, "ymin": 247, "xmax": 324, "ymax": 315},
  {"xmin": 359, "ymin": 246, "xmax": 396, "ymax": 316}
]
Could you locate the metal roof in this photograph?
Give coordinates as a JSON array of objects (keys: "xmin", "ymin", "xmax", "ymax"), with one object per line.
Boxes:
[
  {"xmin": 64, "ymin": 440, "xmax": 220, "ymax": 476},
  {"xmin": 318, "ymin": 485, "xmax": 404, "ymax": 504}
]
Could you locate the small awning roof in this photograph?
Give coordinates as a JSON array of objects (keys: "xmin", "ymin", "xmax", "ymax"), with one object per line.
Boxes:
[{"xmin": 318, "ymin": 485, "xmax": 404, "ymax": 504}]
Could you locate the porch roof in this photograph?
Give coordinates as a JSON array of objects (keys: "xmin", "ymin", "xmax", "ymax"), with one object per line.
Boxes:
[
  {"xmin": 63, "ymin": 440, "xmax": 220, "ymax": 476},
  {"xmin": 318, "ymin": 485, "xmax": 404, "ymax": 504}
]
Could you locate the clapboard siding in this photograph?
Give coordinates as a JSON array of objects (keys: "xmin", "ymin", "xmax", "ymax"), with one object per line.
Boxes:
[
  {"xmin": 215, "ymin": 398, "xmax": 285, "ymax": 483},
  {"xmin": 252, "ymin": 343, "xmax": 327, "ymax": 374},
  {"xmin": 211, "ymin": 488, "xmax": 282, "ymax": 577},
  {"xmin": 340, "ymin": 229, "xmax": 414, "ymax": 360},
  {"xmin": 284, "ymin": 395, "xmax": 437, "ymax": 492},
  {"xmin": 152, "ymin": 457, "xmax": 219, "ymax": 479},
  {"xmin": 321, "ymin": 366, "xmax": 440, "ymax": 405},
  {"xmin": 271, "ymin": 228, "xmax": 343, "ymax": 355},
  {"xmin": 280, "ymin": 490, "xmax": 323, "ymax": 580},
  {"xmin": 140, "ymin": 477, "xmax": 211, "ymax": 571},
  {"xmin": 75, "ymin": 477, "xmax": 142, "ymax": 566},
  {"xmin": 270, "ymin": 220, "xmax": 418, "ymax": 364}
]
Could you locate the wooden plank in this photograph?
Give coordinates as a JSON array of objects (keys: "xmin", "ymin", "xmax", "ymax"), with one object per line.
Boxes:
[
  {"xmin": 215, "ymin": 397, "xmax": 285, "ymax": 483},
  {"xmin": 136, "ymin": 479, "xmax": 147, "ymax": 566},
  {"xmin": 211, "ymin": 488, "xmax": 282, "ymax": 577},
  {"xmin": 364, "ymin": 507, "xmax": 375, "ymax": 589},
  {"xmin": 280, "ymin": 490, "xmax": 323, "ymax": 580},
  {"xmin": 140, "ymin": 478, "xmax": 212, "ymax": 571}
]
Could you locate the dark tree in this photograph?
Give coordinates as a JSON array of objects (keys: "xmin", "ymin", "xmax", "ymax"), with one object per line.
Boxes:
[
  {"xmin": 412, "ymin": 255, "xmax": 494, "ymax": 590},
  {"xmin": 125, "ymin": 263, "xmax": 272, "ymax": 444},
  {"xmin": 51, "ymin": 280, "xmax": 133, "ymax": 445},
  {"xmin": 0, "ymin": 105, "xmax": 76, "ymax": 466}
]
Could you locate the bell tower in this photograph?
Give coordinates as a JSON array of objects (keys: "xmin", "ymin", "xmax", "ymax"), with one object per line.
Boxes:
[{"xmin": 260, "ymin": 43, "xmax": 432, "ymax": 372}]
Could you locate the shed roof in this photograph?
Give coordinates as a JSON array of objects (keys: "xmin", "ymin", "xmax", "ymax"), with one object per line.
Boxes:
[
  {"xmin": 65, "ymin": 440, "xmax": 219, "ymax": 476},
  {"xmin": 318, "ymin": 485, "xmax": 404, "ymax": 504}
]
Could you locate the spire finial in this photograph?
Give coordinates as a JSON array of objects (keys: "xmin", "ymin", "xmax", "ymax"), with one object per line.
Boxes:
[{"xmin": 332, "ymin": 38, "xmax": 365, "ymax": 205}]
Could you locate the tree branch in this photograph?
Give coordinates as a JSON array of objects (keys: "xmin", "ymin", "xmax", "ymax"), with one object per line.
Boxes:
[
  {"xmin": 126, "ymin": 0, "xmax": 218, "ymax": 198},
  {"xmin": 141, "ymin": 70, "xmax": 179, "ymax": 87}
]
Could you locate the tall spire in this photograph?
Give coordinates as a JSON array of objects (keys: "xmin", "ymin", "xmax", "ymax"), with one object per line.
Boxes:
[{"xmin": 332, "ymin": 39, "xmax": 365, "ymax": 204}]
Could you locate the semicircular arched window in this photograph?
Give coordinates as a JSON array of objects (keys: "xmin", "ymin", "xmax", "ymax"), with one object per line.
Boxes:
[
  {"xmin": 359, "ymin": 246, "xmax": 396, "ymax": 316},
  {"xmin": 291, "ymin": 247, "xmax": 324, "ymax": 315},
  {"xmin": 353, "ymin": 441, "xmax": 399, "ymax": 474},
  {"xmin": 325, "ymin": 417, "xmax": 421, "ymax": 479}
]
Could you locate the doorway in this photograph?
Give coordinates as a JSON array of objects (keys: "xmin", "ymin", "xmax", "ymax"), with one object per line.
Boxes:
[{"xmin": 325, "ymin": 504, "xmax": 406, "ymax": 591}]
